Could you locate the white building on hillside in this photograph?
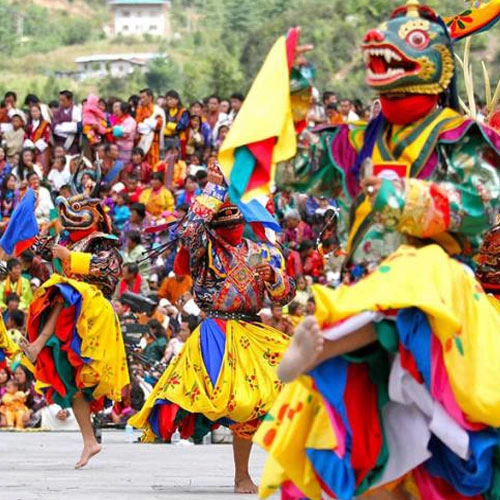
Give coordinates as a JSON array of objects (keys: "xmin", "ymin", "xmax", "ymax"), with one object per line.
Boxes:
[
  {"xmin": 74, "ymin": 53, "xmax": 164, "ymax": 80},
  {"xmin": 109, "ymin": 0, "xmax": 171, "ymax": 37}
]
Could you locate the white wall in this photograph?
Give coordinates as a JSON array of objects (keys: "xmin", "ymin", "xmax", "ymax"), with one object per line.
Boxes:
[{"xmin": 113, "ymin": 5, "xmax": 167, "ymax": 36}]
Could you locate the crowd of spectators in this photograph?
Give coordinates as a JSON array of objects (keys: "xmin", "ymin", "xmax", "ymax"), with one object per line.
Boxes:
[{"xmin": 0, "ymin": 86, "xmax": 372, "ymax": 430}]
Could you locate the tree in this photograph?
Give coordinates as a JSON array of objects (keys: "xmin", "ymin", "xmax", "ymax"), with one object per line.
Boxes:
[{"xmin": 145, "ymin": 57, "xmax": 181, "ymax": 95}]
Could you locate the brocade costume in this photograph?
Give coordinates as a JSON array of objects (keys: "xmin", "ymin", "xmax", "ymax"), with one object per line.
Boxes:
[{"xmin": 130, "ymin": 181, "xmax": 295, "ymax": 440}]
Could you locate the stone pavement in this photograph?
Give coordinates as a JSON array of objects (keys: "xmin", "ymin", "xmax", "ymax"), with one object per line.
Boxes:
[{"xmin": 0, "ymin": 430, "xmax": 278, "ymax": 500}]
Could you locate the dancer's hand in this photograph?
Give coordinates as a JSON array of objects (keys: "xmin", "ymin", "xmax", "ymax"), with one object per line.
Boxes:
[
  {"xmin": 53, "ymin": 244, "xmax": 71, "ymax": 262},
  {"xmin": 361, "ymin": 176, "xmax": 383, "ymax": 201},
  {"xmin": 255, "ymin": 263, "xmax": 276, "ymax": 284},
  {"xmin": 293, "ymin": 27, "xmax": 314, "ymax": 67},
  {"xmin": 207, "ymin": 160, "xmax": 224, "ymax": 186}
]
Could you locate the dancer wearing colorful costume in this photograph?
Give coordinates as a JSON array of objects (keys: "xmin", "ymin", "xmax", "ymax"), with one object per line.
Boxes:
[
  {"xmin": 253, "ymin": 1, "xmax": 500, "ymax": 498},
  {"xmin": 130, "ymin": 161, "xmax": 295, "ymax": 493},
  {"xmin": 13, "ymin": 161, "xmax": 129, "ymax": 468}
]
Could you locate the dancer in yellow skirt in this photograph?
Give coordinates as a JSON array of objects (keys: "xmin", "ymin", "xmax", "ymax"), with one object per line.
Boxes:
[
  {"xmin": 130, "ymin": 161, "xmax": 295, "ymax": 493},
  {"xmin": 14, "ymin": 161, "xmax": 129, "ymax": 468}
]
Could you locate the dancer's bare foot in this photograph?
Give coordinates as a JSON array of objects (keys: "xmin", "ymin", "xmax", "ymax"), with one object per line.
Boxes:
[
  {"xmin": 235, "ymin": 474, "xmax": 258, "ymax": 494},
  {"xmin": 278, "ymin": 316, "xmax": 324, "ymax": 383},
  {"xmin": 18, "ymin": 337, "xmax": 42, "ymax": 363},
  {"xmin": 74, "ymin": 443, "xmax": 102, "ymax": 469}
]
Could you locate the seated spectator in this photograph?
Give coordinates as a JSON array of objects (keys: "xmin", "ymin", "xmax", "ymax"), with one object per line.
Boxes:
[
  {"xmin": 13, "ymin": 364, "xmax": 46, "ymax": 428},
  {"xmin": 274, "ymin": 188, "xmax": 297, "ymax": 221},
  {"xmin": 6, "ymin": 309, "xmax": 25, "ymax": 345},
  {"xmin": 175, "ymin": 175, "xmax": 200, "ymax": 208},
  {"xmin": 0, "ymin": 366, "xmax": 10, "ymax": 398},
  {"xmin": 123, "ymin": 174, "xmax": 143, "ymax": 204},
  {"xmin": 123, "ymin": 231, "xmax": 150, "ymax": 279},
  {"xmin": 124, "ymin": 147, "xmax": 151, "ymax": 185},
  {"xmin": 20, "ymin": 250, "xmax": 50, "ymax": 283},
  {"xmin": 28, "ymin": 171, "xmax": 54, "ymax": 227},
  {"xmin": 0, "ymin": 379, "xmax": 29, "ymax": 429},
  {"xmin": 142, "ymin": 319, "xmax": 168, "ymax": 363},
  {"xmin": 162, "ymin": 315, "xmax": 197, "ymax": 364},
  {"xmin": 112, "ymin": 192, "xmax": 131, "ymax": 231},
  {"xmin": 294, "ymin": 275, "xmax": 310, "ymax": 307},
  {"xmin": 1, "ymin": 173, "xmax": 18, "ymax": 221},
  {"xmin": 299, "ymin": 240, "xmax": 324, "ymax": 281},
  {"xmin": 154, "ymin": 146, "xmax": 186, "ymax": 191},
  {"xmin": 139, "ymin": 173, "xmax": 175, "ymax": 219},
  {"xmin": 283, "ymin": 247, "xmax": 303, "ymax": 279},
  {"xmin": 283, "ymin": 210, "xmax": 313, "ymax": 250},
  {"xmin": 30, "ymin": 277, "xmax": 41, "ymax": 295},
  {"xmin": 102, "ymin": 143, "xmax": 124, "ymax": 186},
  {"xmin": 305, "ymin": 296, "xmax": 316, "ymax": 316},
  {"xmin": 2, "ymin": 293, "xmax": 19, "ymax": 323},
  {"xmin": 121, "ymin": 202, "xmax": 153, "ymax": 248},
  {"xmin": 115, "ymin": 262, "xmax": 150, "ymax": 299},
  {"xmin": 0, "ymin": 259, "xmax": 33, "ymax": 310},
  {"xmin": 195, "ymin": 169, "xmax": 208, "ymax": 190},
  {"xmin": 158, "ymin": 272, "xmax": 193, "ymax": 306},
  {"xmin": 285, "ymin": 301, "xmax": 304, "ymax": 329},
  {"xmin": 47, "ymin": 156, "xmax": 71, "ymax": 193},
  {"xmin": 262, "ymin": 304, "xmax": 294, "ymax": 336}
]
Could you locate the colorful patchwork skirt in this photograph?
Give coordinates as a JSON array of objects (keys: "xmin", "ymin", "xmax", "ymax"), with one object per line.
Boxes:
[
  {"xmin": 255, "ymin": 245, "xmax": 500, "ymax": 499},
  {"xmin": 129, "ymin": 319, "xmax": 290, "ymax": 441},
  {"xmin": 27, "ymin": 275, "xmax": 129, "ymax": 411}
]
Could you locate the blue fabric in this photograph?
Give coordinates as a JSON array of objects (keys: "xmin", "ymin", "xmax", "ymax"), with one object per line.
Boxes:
[
  {"xmin": 396, "ymin": 308, "xmax": 432, "ymax": 388},
  {"xmin": 0, "ymin": 188, "xmax": 38, "ymax": 255},
  {"xmin": 103, "ymin": 160, "xmax": 124, "ymax": 184},
  {"xmin": 199, "ymin": 319, "xmax": 226, "ymax": 386},
  {"xmin": 350, "ymin": 113, "xmax": 385, "ymax": 181},
  {"xmin": 238, "ymin": 198, "xmax": 282, "ymax": 232},
  {"xmin": 149, "ymin": 399, "xmax": 170, "ymax": 437},
  {"xmin": 0, "ymin": 349, "xmax": 5, "ymax": 363},
  {"xmin": 307, "ymin": 357, "xmax": 356, "ymax": 500},
  {"xmin": 54, "ymin": 283, "xmax": 91, "ymax": 364},
  {"xmin": 425, "ymin": 430, "xmax": 498, "ymax": 496}
]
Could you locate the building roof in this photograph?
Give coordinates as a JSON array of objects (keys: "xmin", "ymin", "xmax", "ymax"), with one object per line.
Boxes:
[
  {"xmin": 109, "ymin": 0, "xmax": 168, "ymax": 5},
  {"xmin": 75, "ymin": 53, "xmax": 165, "ymax": 64}
]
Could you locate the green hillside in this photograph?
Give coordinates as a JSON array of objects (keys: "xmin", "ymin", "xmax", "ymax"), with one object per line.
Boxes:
[{"xmin": 0, "ymin": 0, "xmax": 497, "ymax": 103}]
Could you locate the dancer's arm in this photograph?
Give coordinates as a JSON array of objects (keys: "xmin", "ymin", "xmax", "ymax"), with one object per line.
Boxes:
[
  {"xmin": 176, "ymin": 162, "xmax": 227, "ymax": 270},
  {"xmin": 260, "ymin": 244, "xmax": 296, "ymax": 305}
]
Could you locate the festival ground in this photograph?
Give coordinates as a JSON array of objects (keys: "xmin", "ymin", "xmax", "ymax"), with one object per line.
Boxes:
[{"xmin": 0, "ymin": 430, "xmax": 274, "ymax": 500}]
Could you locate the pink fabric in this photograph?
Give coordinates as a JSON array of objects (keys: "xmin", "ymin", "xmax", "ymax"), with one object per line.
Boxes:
[
  {"xmin": 83, "ymin": 95, "xmax": 107, "ymax": 134},
  {"xmin": 323, "ymin": 395, "xmax": 347, "ymax": 458},
  {"xmin": 281, "ymin": 480, "xmax": 306, "ymax": 500},
  {"xmin": 430, "ymin": 334, "xmax": 485, "ymax": 431},
  {"xmin": 413, "ymin": 466, "xmax": 484, "ymax": 500},
  {"xmin": 115, "ymin": 115, "xmax": 137, "ymax": 163}
]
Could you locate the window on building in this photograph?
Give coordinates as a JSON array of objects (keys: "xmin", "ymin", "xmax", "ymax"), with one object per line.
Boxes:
[
  {"xmin": 122, "ymin": 10, "xmax": 130, "ymax": 17},
  {"xmin": 123, "ymin": 25, "xmax": 129, "ymax": 30},
  {"xmin": 150, "ymin": 25, "xmax": 157, "ymax": 31}
]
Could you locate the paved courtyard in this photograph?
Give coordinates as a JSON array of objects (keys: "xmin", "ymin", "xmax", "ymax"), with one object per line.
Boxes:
[{"xmin": 0, "ymin": 430, "xmax": 276, "ymax": 500}]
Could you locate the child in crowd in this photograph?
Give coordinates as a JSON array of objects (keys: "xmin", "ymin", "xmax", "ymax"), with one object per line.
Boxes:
[
  {"xmin": 47, "ymin": 156, "xmax": 71, "ymax": 192},
  {"xmin": 125, "ymin": 147, "xmax": 151, "ymax": 185},
  {"xmin": 112, "ymin": 192, "xmax": 131, "ymax": 231},
  {"xmin": 2, "ymin": 293, "xmax": 20, "ymax": 323},
  {"xmin": 0, "ymin": 379, "xmax": 29, "ymax": 429},
  {"xmin": 124, "ymin": 174, "xmax": 143, "ymax": 204},
  {"xmin": 1, "ymin": 173, "xmax": 18, "ymax": 220}
]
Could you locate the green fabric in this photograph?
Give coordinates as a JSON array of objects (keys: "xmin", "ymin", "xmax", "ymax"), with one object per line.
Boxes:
[
  {"xmin": 174, "ymin": 407, "xmax": 215, "ymax": 441},
  {"xmin": 143, "ymin": 337, "xmax": 167, "ymax": 363},
  {"xmin": 375, "ymin": 320, "xmax": 399, "ymax": 353},
  {"xmin": 486, "ymin": 443, "xmax": 500, "ymax": 500}
]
